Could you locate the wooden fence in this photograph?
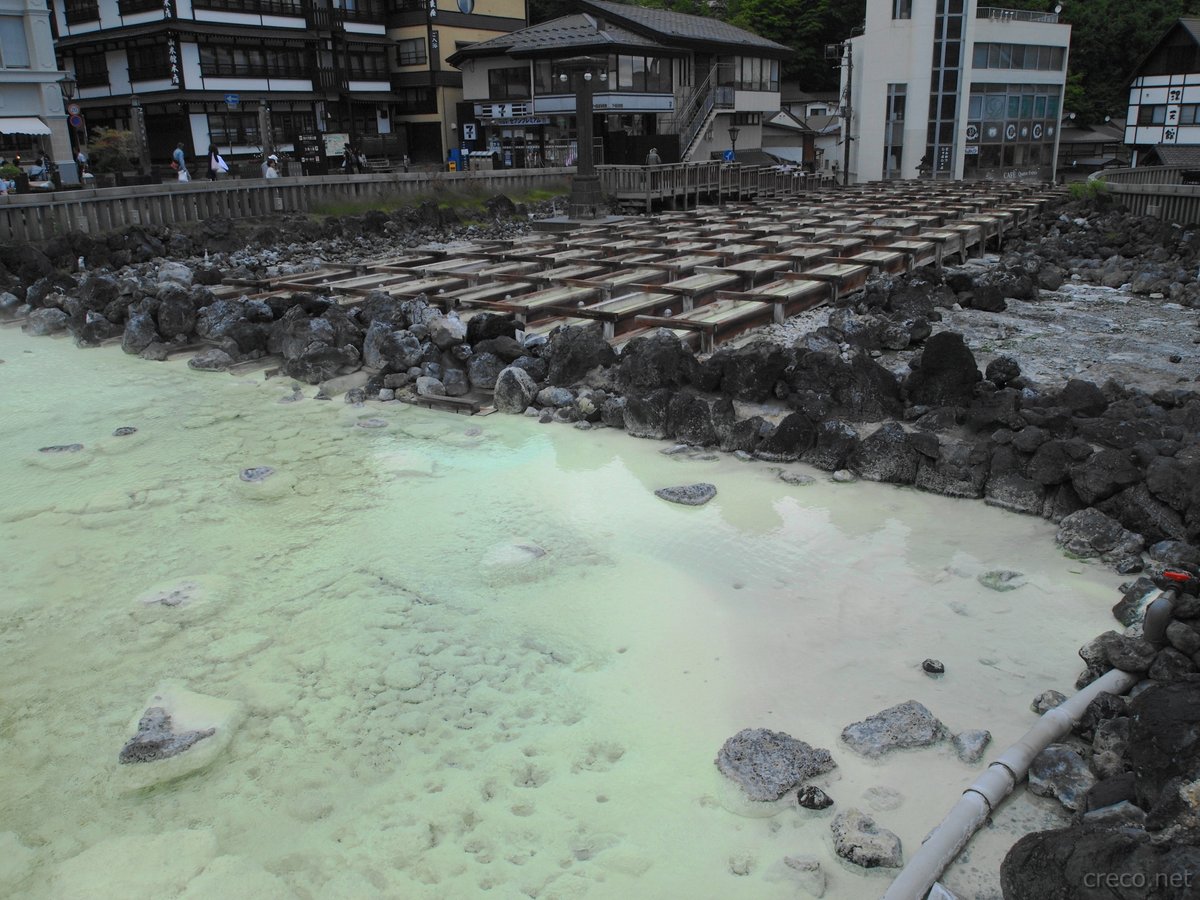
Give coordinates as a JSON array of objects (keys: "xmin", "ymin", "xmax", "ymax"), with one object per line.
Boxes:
[
  {"xmin": 0, "ymin": 168, "xmax": 573, "ymax": 243},
  {"xmin": 1092, "ymin": 166, "xmax": 1200, "ymax": 224}
]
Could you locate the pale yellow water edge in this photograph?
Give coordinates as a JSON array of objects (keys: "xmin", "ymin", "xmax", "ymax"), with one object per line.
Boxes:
[{"xmin": 0, "ymin": 328, "xmax": 1120, "ymax": 900}]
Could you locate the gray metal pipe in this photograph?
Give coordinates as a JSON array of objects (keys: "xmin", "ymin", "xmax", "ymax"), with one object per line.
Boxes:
[{"xmin": 881, "ymin": 665, "xmax": 1141, "ymax": 900}]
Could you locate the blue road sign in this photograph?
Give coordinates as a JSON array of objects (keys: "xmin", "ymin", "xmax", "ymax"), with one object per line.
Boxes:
[{"xmin": 224, "ymin": 93, "xmax": 240, "ymax": 109}]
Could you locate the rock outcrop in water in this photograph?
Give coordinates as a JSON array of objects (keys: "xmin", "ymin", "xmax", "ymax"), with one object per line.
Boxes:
[
  {"xmin": 119, "ymin": 707, "xmax": 215, "ymax": 764},
  {"xmin": 715, "ymin": 728, "xmax": 836, "ymax": 802}
]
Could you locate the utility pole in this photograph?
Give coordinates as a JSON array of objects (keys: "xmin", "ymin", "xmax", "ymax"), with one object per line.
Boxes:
[{"xmin": 841, "ymin": 40, "xmax": 852, "ymax": 186}]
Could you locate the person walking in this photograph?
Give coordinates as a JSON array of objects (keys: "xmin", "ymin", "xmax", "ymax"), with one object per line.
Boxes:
[
  {"xmin": 646, "ymin": 147, "xmax": 662, "ymax": 166},
  {"xmin": 172, "ymin": 142, "xmax": 189, "ymax": 182},
  {"xmin": 206, "ymin": 143, "xmax": 221, "ymax": 181},
  {"xmin": 342, "ymin": 144, "xmax": 357, "ymax": 174},
  {"xmin": 264, "ymin": 158, "xmax": 280, "ymax": 179}
]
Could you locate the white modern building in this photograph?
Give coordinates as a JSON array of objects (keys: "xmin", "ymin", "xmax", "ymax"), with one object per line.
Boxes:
[
  {"xmin": 1, "ymin": 0, "xmax": 74, "ymax": 180},
  {"xmin": 844, "ymin": 0, "xmax": 1070, "ymax": 182}
]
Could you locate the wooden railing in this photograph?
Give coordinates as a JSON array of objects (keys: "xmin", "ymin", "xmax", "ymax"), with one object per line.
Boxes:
[
  {"xmin": 0, "ymin": 169, "xmax": 573, "ymax": 243},
  {"xmin": 598, "ymin": 162, "xmax": 832, "ymax": 211}
]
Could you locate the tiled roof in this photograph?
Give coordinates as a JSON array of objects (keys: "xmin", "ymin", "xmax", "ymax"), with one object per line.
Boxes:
[
  {"xmin": 451, "ymin": 13, "xmax": 663, "ymax": 61},
  {"xmin": 1154, "ymin": 144, "xmax": 1200, "ymax": 167},
  {"xmin": 578, "ymin": 0, "xmax": 792, "ymax": 55},
  {"xmin": 449, "ymin": 1, "xmax": 794, "ymax": 65}
]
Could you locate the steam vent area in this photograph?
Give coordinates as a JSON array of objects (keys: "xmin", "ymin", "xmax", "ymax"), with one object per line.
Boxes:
[{"xmin": 204, "ymin": 180, "xmax": 1054, "ymax": 383}]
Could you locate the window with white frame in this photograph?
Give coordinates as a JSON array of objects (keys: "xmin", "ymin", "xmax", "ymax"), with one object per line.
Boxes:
[{"xmin": 0, "ymin": 16, "xmax": 30, "ymax": 68}]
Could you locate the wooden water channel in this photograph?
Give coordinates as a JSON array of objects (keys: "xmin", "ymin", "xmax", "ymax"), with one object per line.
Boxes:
[{"xmin": 211, "ymin": 179, "xmax": 1058, "ymax": 363}]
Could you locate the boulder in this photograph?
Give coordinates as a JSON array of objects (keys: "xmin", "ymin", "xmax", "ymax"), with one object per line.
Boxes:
[
  {"xmin": 1001, "ymin": 824, "xmax": 1200, "ymax": 900},
  {"xmin": 156, "ymin": 260, "xmax": 194, "ymax": 287},
  {"xmin": 427, "ymin": 313, "xmax": 467, "ymax": 349},
  {"xmin": 1128, "ymin": 680, "xmax": 1200, "ymax": 810},
  {"xmin": 701, "ymin": 341, "xmax": 795, "ymax": 401},
  {"xmin": 830, "ymin": 809, "xmax": 903, "ymax": 869},
  {"xmin": 952, "ymin": 730, "xmax": 991, "ymax": 764},
  {"xmin": 187, "ymin": 348, "xmax": 234, "ymax": 372},
  {"xmin": 467, "ymin": 351, "xmax": 507, "ymax": 390},
  {"xmin": 1055, "ymin": 508, "xmax": 1145, "ymax": 561},
  {"xmin": 801, "ymin": 419, "xmax": 859, "ymax": 471},
  {"xmin": 755, "ymin": 411, "xmax": 818, "ymax": 462},
  {"xmin": 1028, "ymin": 439, "xmax": 1094, "ymax": 486},
  {"xmin": 22, "ymin": 307, "xmax": 68, "ymax": 335},
  {"xmin": 493, "ymin": 366, "xmax": 537, "ymax": 414},
  {"xmin": 669, "ymin": 392, "xmax": 734, "ymax": 447},
  {"xmin": 654, "ymin": 483, "xmax": 717, "ymax": 506},
  {"xmin": 1070, "ymin": 449, "xmax": 1144, "ymax": 505},
  {"xmin": 797, "ymin": 785, "xmax": 834, "ymax": 810},
  {"xmin": 849, "ymin": 422, "xmax": 920, "ymax": 485},
  {"xmin": 121, "ymin": 309, "xmax": 159, "ymax": 355},
  {"xmin": 415, "ymin": 376, "xmax": 445, "ymax": 397},
  {"xmin": 840, "ymin": 700, "xmax": 948, "ymax": 758},
  {"xmin": 77, "ymin": 273, "xmax": 121, "ymax": 312},
  {"xmin": 113, "ymin": 683, "xmax": 241, "ymax": 793},
  {"xmin": 543, "ymin": 322, "xmax": 616, "ymax": 386},
  {"xmin": 1028, "ymin": 743, "xmax": 1096, "ymax": 811},
  {"xmin": 466, "ymin": 311, "xmax": 517, "ymax": 344},
  {"xmin": 155, "ymin": 285, "xmax": 196, "ymax": 338},
  {"xmin": 904, "ymin": 331, "xmax": 981, "ymax": 407},
  {"xmin": 536, "ymin": 386, "xmax": 574, "ymax": 408},
  {"xmin": 70, "ymin": 311, "xmax": 121, "ymax": 347},
  {"xmin": 914, "ymin": 438, "xmax": 989, "ymax": 499},
  {"xmin": 788, "ymin": 351, "xmax": 903, "ymax": 422},
  {"xmin": 623, "ymin": 389, "xmax": 672, "ymax": 440},
  {"xmin": 715, "ymin": 728, "xmax": 836, "ymax": 802},
  {"xmin": 282, "ymin": 341, "xmax": 360, "ymax": 384}
]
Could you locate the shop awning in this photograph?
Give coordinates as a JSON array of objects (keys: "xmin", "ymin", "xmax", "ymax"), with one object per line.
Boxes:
[{"xmin": 0, "ymin": 116, "xmax": 52, "ymax": 136}]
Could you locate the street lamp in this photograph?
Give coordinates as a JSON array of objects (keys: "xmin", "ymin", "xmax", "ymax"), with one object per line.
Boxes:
[
  {"xmin": 55, "ymin": 74, "xmax": 79, "ymax": 186},
  {"xmin": 559, "ymin": 55, "xmax": 606, "ymax": 220},
  {"xmin": 728, "ymin": 125, "xmax": 740, "ymax": 162}
]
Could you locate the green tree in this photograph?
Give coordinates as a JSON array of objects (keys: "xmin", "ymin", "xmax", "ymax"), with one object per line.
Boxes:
[
  {"xmin": 86, "ymin": 128, "xmax": 141, "ymax": 174},
  {"xmin": 727, "ymin": 0, "xmax": 864, "ymax": 89}
]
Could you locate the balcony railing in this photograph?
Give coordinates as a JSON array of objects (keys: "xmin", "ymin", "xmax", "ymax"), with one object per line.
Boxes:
[
  {"xmin": 119, "ymin": 0, "xmax": 166, "ymax": 14},
  {"xmin": 977, "ymin": 7, "xmax": 1059, "ymax": 24},
  {"xmin": 196, "ymin": 0, "xmax": 306, "ymax": 14}
]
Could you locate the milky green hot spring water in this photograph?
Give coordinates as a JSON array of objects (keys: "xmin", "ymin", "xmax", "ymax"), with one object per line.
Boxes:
[{"xmin": 0, "ymin": 328, "xmax": 1121, "ymax": 899}]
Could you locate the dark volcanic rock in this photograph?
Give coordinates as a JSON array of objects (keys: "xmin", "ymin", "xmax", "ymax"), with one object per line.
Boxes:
[
  {"xmin": 619, "ymin": 329, "xmax": 698, "ymax": 394},
  {"xmin": 904, "ymin": 331, "xmax": 981, "ymax": 407},
  {"xmin": 1056, "ymin": 508, "xmax": 1145, "ymax": 561},
  {"xmin": 543, "ymin": 322, "xmax": 615, "ymax": 386},
  {"xmin": 715, "ymin": 727, "xmax": 836, "ymax": 802},
  {"xmin": 1002, "ymin": 824, "xmax": 1200, "ymax": 900},
  {"xmin": 623, "ymin": 389, "xmax": 672, "ymax": 440},
  {"xmin": 1128, "ymin": 679, "xmax": 1200, "ymax": 810},
  {"xmin": 118, "ymin": 706, "xmax": 215, "ymax": 764},
  {"xmin": 493, "ymin": 366, "xmax": 537, "ymax": 413},
  {"xmin": 755, "ymin": 411, "xmax": 818, "ymax": 461},
  {"xmin": 849, "ymin": 422, "xmax": 919, "ymax": 484},
  {"xmin": 841, "ymin": 700, "xmax": 947, "ymax": 758},
  {"xmin": 802, "ymin": 419, "xmax": 860, "ymax": 471},
  {"xmin": 668, "ymin": 392, "xmax": 733, "ymax": 447},
  {"xmin": 1028, "ymin": 743, "xmax": 1096, "ymax": 811},
  {"xmin": 22, "ymin": 307, "xmax": 68, "ymax": 335},
  {"xmin": 797, "ymin": 785, "xmax": 834, "ymax": 810},
  {"xmin": 654, "ymin": 483, "xmax": 717, "ymax": 506}
]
